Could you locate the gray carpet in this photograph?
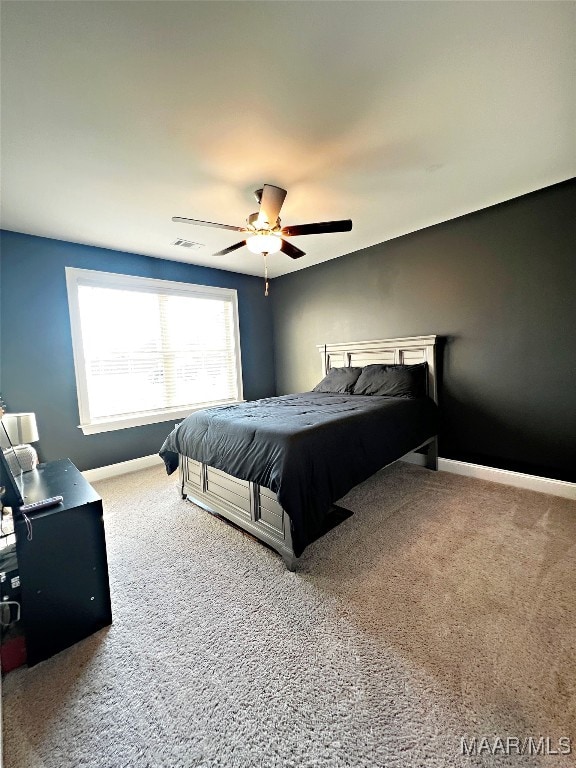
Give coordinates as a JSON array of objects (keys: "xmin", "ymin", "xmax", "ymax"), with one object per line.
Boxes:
[{"xmin": 2, "ymin": 462, "xmax": 575, "ymax": 768}]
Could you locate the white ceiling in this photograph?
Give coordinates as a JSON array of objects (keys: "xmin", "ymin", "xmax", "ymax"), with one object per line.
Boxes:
[{"xmin": 1, "ymin": 1, "xmax": 574, "ymax": 279}]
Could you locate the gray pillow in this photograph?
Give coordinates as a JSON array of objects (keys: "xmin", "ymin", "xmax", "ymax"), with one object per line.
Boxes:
[
  {"xmin": 313, "ymin": 367, "xmax": 363, "ymax": 394},
  {"xmin": 352, "ymin": 363, "xmax": 427, "ymax": 398}
]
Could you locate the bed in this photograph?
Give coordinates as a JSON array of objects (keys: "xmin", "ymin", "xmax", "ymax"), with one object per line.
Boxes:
[{"xmin": 160, "ymin": 335, "xmax": 439, "ymax": 570}]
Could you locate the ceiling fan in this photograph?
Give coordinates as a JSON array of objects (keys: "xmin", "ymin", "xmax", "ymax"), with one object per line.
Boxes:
[{"xmin": 172, "ymin": 184, "xmax": 352, "ymax": 260}]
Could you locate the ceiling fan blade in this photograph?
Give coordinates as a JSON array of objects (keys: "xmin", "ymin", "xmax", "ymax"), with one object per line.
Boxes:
[
  {"xmin": 280, "ymin": 239, "xmax": 306, "ymax": 259},
  {"xmin": 281, "ymin": 219, "xmax": 353, "ymax": 237},
  {"xmin": 172, "ymin": 217, "xmax": 245, "ymax": 232},
  {"xmin": 212, "ymin": 241, "xmax": 246, "ymax": 257},
  {"xmin": 257, "ymin": 184, "xmax": 287, "ymax": 227}
]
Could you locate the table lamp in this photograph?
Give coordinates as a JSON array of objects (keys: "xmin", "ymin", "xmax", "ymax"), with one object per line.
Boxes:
[{"xmin": 0, "ymin": 412, "xmax": 40, "ymax": 473}]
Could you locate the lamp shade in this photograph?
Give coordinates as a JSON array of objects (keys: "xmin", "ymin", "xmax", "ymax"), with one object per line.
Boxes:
[
  {"xmin": 246, "ymin": 233, "xmax": 282, "ymax": 255},
  {"xmin": 1, "ymin": 412, "xmax": 39, "ymax": 446}
]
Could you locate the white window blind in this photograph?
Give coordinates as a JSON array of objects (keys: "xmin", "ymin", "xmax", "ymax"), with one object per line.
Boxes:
[{"xmin": 66, "ymin": 269, "xmax": 243, "ymax": 434}]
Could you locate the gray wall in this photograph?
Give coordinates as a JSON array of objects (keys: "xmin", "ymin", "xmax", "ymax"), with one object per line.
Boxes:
[
  {"xmin": 0, "ymin": 231, "xmax": 276, "ymax": 471},
  {"xmin": 271, "ymin": 179, "xmax": 576, "ymax": 482}
]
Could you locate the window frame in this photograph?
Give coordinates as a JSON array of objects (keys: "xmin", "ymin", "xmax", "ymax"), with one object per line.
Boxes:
[{"xmin": 65, "ymin": 267, "xmax": 243, "ymax": 435}]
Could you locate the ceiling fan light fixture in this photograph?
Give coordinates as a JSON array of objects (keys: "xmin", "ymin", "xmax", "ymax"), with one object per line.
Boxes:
[
  {"xmin": 172, "ymin": 183, "xmax": 351, "ymax": 263},
  {"xmin": 246, "ymin": 233, "xmax": 281, "ymax": 255}
]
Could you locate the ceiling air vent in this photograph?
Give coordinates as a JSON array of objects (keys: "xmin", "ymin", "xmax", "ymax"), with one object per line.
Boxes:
[{"xmin": 172, "ymin": 238, "xmax": 204, "ymax": 250}]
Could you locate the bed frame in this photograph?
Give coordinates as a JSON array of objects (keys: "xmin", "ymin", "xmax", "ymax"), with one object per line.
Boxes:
[{"xmin": 179, "ymin": 335, "xmax": 438, "ymax": 570}]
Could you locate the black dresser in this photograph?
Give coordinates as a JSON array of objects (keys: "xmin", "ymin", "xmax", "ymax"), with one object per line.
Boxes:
[{"xmin": 13, "ymin": 459, "xmax": 112, "ymax": 666}]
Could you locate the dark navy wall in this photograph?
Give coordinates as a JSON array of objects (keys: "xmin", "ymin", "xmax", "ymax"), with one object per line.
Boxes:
[
  {"xmin": 0, "ymin": 231, "xmax": 276, "ymax": 471},
  {"xmin": 272, "ymin": 179, "xmax": 576, "ymax": 483}
]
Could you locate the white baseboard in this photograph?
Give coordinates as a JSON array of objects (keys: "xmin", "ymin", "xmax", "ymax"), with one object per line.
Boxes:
[
  {"xmin": 402, "ymin": 451, "xmax": 575, "ymax": 500},
  {"xmin": 84, "ymin": 451, "xmax": 575, "ymax": 502},
  {"xmin": 82, "ymin": 454, "xmax": 163, "ymax": 483},
  {"xmin": 438, "ymin": 458, "xmax": 576, "ymax": 500}
]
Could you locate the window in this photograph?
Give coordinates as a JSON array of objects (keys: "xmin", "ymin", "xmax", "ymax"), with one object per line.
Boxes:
[{"xmin": 66, "ymin": 268, "xmax": 243, "ymax": 434}]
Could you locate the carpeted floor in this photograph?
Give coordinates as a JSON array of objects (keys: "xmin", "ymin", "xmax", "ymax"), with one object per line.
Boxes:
[{"xmin": 2, "ymin": 462, "xmax": 575, "ymax": 768}]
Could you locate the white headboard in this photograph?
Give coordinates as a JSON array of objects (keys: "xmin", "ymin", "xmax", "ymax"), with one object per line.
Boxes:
[{"xmin": 317, "ymin": 335, "xmax": 438, "ymax": 404}]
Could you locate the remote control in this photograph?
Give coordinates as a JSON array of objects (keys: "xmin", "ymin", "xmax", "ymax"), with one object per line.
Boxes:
[{"xmin": 19, "ymin": 495, "xmax": 64, "ymax": 513}]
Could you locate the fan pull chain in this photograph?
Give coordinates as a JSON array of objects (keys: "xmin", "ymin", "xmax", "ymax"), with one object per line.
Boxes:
[{"xmin": 263, "ymin": 252, "xmax": 269, "ymax": 296}]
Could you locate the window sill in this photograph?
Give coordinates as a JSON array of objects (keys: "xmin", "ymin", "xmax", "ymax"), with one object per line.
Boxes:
[{"xmin": 78, "ymin": 400, "xmax": 244, "ymax": 435}]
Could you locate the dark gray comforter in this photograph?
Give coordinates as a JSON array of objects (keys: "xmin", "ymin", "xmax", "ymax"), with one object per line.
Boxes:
[{"xmin": 159, "ymin": 392, "xmax": 438, "ymax": 556}]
